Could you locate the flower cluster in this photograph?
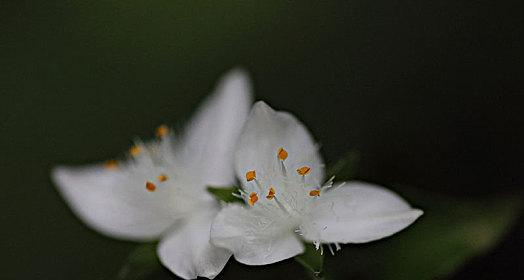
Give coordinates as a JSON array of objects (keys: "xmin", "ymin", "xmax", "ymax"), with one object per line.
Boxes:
[{"xmin": 52, "ymin": 69, "xmax": 422, "ymax": 279}]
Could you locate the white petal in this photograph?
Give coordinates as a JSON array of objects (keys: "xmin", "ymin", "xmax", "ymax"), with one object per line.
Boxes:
[
  {"xmin": 300, "ymin": 181, "xmax": 423, "ymax": 243},
  {"xmin": 210, "ymin": 204, "xmax": 304, "ymax": 265},
  {"xmin": 52, "ymin": 164, "xmax": 193, "ymax": 241},
  {"xmin": 235, "ymin": 101, "xmax": 324, "ymax": 186},
  {"xmin": 175, "ymin": 68, "xmax": 253, "ymax": 187},
  {"xmin": 158, "ymin": 209, "xmax": 231, "ymax": 279}
]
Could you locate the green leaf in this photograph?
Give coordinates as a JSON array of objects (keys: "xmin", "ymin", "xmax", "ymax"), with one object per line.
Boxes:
[
  {"xmin": 295, "ymin": 243, "xmax": 325, "ymax": 279},
  {"xmin": 117, "ymin": 243, "xmax": 161, "ymax": 280},
  {"xmin": 326, "ymin": 188, "xmax": 522, "ymax": 280},
  {"xmin": 326, "ymin": 150, "xmax": 360, "ymax": 181},
  {"xmin": 207, "ymin": 186, "xmax": 243, "ymax": 203}
]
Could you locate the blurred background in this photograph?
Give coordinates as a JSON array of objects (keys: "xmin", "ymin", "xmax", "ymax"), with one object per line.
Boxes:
[{"xmin": 1, "ymin": 1, "xmax": 523, "ymax": 279}]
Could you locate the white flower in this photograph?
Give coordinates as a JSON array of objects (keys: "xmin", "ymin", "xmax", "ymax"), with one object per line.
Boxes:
[
  {"xmin": 210, "ymin": 102, "xmax": 423, "ymax": 265},
  {"xmin": 51, "ymin": 69, "xmax": 253, "ymax": 279}
]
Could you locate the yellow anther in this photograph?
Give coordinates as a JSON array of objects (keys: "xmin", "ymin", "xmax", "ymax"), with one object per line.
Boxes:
[
  {"xmin": 309, "ymin": 189, "xmax": 320, "ymax": 197},
  {"xmin": 248, "ymin": 192, "xmax": 259, "ymax": 206},
  {"xmin": 129, "ymin": 145, "xmax": 141, "ymax": 156},
  {"xmin": 104, "ymin": 159, "xmax": 119, "ymax": 170},
  {"xmin": 245, "ymin": 170, "xmax": 256, "ymax": 182},
  {"xmin": 146, "ymin": 181, "xmax": 157, "ymax": 192},
  {"xmin": 277, "ymin": 147, "xmax": 288, "ymax": 161},
  {"xmin": 266, "ymin": 186, "xmax": 276, "ymax": 200},
  {"xmin": 157, "ymin": 174, "xmax": 168, "ymax": 182},
  {"xmin": 156, "ymin": 124, "xmax": 169, "ymax": 138},
  {"xmin": 297, "ymin": 166, "xmax": 311, "ymax": 176}
]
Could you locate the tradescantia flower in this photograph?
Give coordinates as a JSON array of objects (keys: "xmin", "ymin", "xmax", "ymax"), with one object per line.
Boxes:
[
  {"xmin": 210, "ymin": 102, "xmax": 423, "ymax": 265},
  {"xmin": 51, "ymin": 69, "xmax": 253, "ymax": 279}
]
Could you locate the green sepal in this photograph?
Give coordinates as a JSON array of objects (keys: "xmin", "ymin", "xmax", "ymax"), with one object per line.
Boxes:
[
  {"xmin": 326, "ymin": 150, "xmax": 360, "ymax": 181},
  {"xmin": 117, "ymin": 243, "xmax": 161, "ymax": 280},
  {"xmin": 295, "ymin": 243, "xmax": 325, "ymax": 279},
  {"xmin": 207, "ymin": 186, "xmax": 244, "ymax": 203}
]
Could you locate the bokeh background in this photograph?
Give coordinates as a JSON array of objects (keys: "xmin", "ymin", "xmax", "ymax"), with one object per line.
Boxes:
[{"xmin": 1, "ymin": 1, "xmax": 523, "ymax": 279}]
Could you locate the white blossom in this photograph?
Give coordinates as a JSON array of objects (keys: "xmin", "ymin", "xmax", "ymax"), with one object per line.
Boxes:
[
  {"xmin": 210, "ymin": 102, "xmax": 423, "ymax": 265},
  {"xmin": 52, "ymin": 69, "xmax": 253, "ymax": 279}
]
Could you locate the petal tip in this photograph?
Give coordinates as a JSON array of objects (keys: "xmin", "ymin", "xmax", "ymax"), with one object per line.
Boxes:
[
  {"xmin": 251, "ymin": 101, "xmax": 275, "ymax": 116},
  {"xmin": 224, "ymin": 66, "xmax": 249, "ymax": 79},
  {"xmin": 50, "ymin": 166, "xmax": 70, "ymax": 188},
  {"xmin": 413, "ymin": 208, "xmax": 424, "ymax": 218},
  {"xmin": 217, "ymin": 67, "xmax": 253, "ymax": 99}
]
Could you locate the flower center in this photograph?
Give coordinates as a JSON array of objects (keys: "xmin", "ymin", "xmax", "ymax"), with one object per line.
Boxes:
[{"xmin": 242, "ymin": 148, "xmax": 321, "ymax": 212}]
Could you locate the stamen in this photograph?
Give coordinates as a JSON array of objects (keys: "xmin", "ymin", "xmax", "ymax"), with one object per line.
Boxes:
[
  {"xmin": 157, "ymin": 174, "xmax": 168, "ymax": 182},
  {"xmin": 155, "ymin": 124, "xmax": 169, "ymax": 138},
  {"xmin": 297, "ymin": 166, "xmax": 311, "ymax": 176},
  {"xmin": 274, "ymin": 197, "xmax": 290, "ymax": 214},
  {"xmin": 245, "ymin": 170, "xmax": 256, "ymax": 182},
  {"xmin": 246, "ymin": 171, "xmax": 262, "ymax": 192},
  {"xmin": 321, "ymin": 175, "xmax": 336, "ymax": 190},
  {"xmin": 231, "ymin": 192, "xmax": 243, "ymax": 199},
  {"xmin": 330, "ymin": 181, "xmax": 346, "ymax": 191},
  {"xmin": 238, "ymin": 189, "xmax": 249, "ymax": 197},
  {"xmin": 254, "ymin": 180, "xmax": 264, "ymax": 192},
  {"xmin": 145, "ymin": 181, "xmax": 156, "ymax": 192},
  {"xmin": 309, "ymin": 189, "xmax": 321, "ymax": 197},
  {"xmin": 280, "ymin": 161, "xmax": 287, "ymax": 176},
  {"xmin": 266, "ymin": 186, "xmax": 276, "ymax": 200},
  {"xmin": 129, "ymin": 145, "xmax": 141, "ymax": 156},
  {"xmin": 328, "ymin": 244, "xmax": 335, "ymax": 255},
  {"xmin": 248, "ymin": 192, "xmax": 259, "ymax": 206},
  {"xmin": 277, "ymin": 147, "xmax": 288, "ymax": 161},
  {"xmin": 104, "ymin": 159, "xmax": 119, "ymax": 170}
]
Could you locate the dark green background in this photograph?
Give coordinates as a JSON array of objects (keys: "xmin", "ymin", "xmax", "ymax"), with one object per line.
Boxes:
[{"xmin": 1, "ymin": 1, "xmax": 522, "ymax": 279}]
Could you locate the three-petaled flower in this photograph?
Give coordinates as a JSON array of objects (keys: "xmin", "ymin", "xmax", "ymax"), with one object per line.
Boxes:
[
  {"xmin": 210, "ymin": 102, "xmax": 423, "ymax": 265},
  {"xmin": 52, "ymin": 69, "xmax": 253, "ymax": 279}
]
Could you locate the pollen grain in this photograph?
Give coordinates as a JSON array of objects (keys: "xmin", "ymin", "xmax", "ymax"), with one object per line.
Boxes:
[
  {"xmin": 277, "ymin": 147, "xmax": 288, "ymax": 161},
  {"xmin": 266, "ymin": 186, "xmax": 276, "ymax": 200},
  {"xmin": 146, "ymin": 181, "xmax": 157, "ymax": 192},
  {"xmin": 156, "ymin": 125, "xmax": 169, "ymax": 138},
  {"xmin": 104, "ymin": 159, "xmax": 119, "ymax": 170},
  {"xmin": 248, "ymin": 192, "xmax": 259, "ymax": 206},
  {"xmin": 245, "ymin": 170, "xmax": 256, "ymax": 182},
  {"xmin": 297, "ymin": 166, "xmax": 311, "ymax": 176},
  {"xmin": 129, "ymin": 145, "xmax": 141, "ymax": 156},
  {"xmin": 309, "ymin": 189, "xmax": 320, "ymax": 197},
  {"xmin": 157, "ymin": 174, "xmax": 168, "ymax": 182}
]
